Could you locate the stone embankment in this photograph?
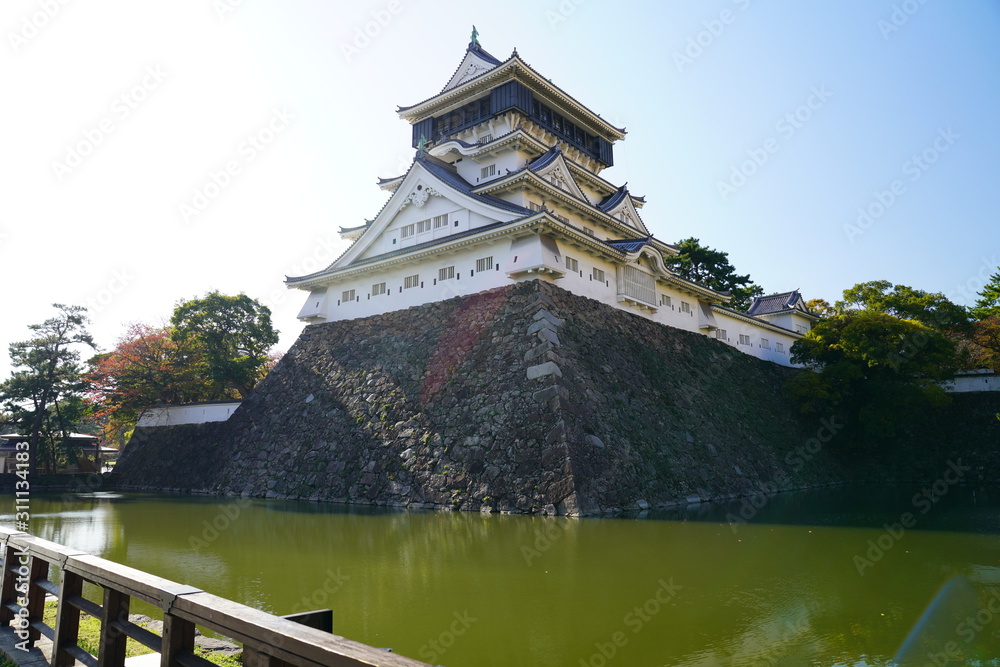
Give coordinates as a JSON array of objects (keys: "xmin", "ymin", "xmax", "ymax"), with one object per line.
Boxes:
[{"xmin": 116, "ymin": 280, "xmax": 1000, "ymax": 514}]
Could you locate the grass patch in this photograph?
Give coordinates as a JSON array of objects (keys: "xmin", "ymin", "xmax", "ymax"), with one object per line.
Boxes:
[{"xmin": 42, "ymin": 600, "xmax": 242, "ymax": 666}]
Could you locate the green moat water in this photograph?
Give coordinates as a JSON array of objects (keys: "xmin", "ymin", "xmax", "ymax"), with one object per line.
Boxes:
[{"xmin": 5, "ymin": 486, "xmax": 1000, "ymax": 666}]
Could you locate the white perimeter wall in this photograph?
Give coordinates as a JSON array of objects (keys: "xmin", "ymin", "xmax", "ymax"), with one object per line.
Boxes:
[
  {"xmin": 943, "ymin": 372, "xmax": 1000, "ymax": 393},
  {"xmin": 137, "ymin": 402, "xmax": 242, "ymax": 427}
]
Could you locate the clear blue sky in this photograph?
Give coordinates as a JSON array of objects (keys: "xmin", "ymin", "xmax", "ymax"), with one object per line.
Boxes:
[{"xmin": 2, "ymin": 0, "xmax": 998, "ymax": 377}]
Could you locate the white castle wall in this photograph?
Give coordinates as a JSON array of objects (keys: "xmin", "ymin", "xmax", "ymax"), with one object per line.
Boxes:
[{"xmin": 299, "ymin": 235, "xmax": 808, "ymax": 367}]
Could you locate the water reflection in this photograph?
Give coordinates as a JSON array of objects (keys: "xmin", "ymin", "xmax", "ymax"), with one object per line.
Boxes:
[{"xmin": 2, "ymin": 487, "xmax": 999, "ymax": 667}]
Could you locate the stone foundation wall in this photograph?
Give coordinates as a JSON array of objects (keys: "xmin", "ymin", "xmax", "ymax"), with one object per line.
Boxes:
[{"xmin": 114, "ymin": 281, "xmax": 999, "ymax": 514}]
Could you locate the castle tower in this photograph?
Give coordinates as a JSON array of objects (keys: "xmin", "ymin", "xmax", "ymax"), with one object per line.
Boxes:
[{"xmin": 285, "ymin": 31, "xmax": 811, "ymax": 366}]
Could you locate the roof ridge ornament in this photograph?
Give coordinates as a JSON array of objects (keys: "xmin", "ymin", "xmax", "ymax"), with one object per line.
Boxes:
[{"xmin": 470, "ymin": 25, "xmax": 479, "ymax": 47}]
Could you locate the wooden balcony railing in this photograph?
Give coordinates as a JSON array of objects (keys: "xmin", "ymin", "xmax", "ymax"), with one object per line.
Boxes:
[{"xmin": 0, "ymin": 527, "xmax": 431, "ymax": 667}]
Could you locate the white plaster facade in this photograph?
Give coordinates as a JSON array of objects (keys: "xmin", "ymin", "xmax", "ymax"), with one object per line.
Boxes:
[{"xmin": 287, "ymin": 38, "xmax": 820, "ymax": 367}]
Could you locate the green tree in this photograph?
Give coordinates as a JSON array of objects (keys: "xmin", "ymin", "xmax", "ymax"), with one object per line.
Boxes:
[
  {"xmin": 86, "ymin": 323, "xmax": 208, "ymax": 445},
  {"xmin": 665, "ymin": 237, "xmax": 764, "ymax": 311},
  {"xmin": 791, "ymin": 284, "xmax": 964, "ymax": 440},
  {"xmin": 962, "ymin": 273, "xmax": 1000, "ymax": 372},
  {"xmin": 971, "ymin": 269, "xmax": 1000, "ymax": 321},
  {"xmin": 170, "ymin": 292, "xmax": 279, "ymax": 398},
  {"xmin": 966, "ymin": 316, "xmax": 1000, "ymax": 372},
  {"xmin": 0, "ymin": 304, "xmax": 96, "ymax": 473},
  {"xmin": 805, "ymin": 298, "xmax": 835, "ymax": 318},
  {"xmin": 835, "ymin": 280, "xmax": 970, "ymax": 333}
]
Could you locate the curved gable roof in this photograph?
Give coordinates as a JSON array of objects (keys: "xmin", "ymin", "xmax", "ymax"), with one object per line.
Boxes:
[
  {"xmin": 526, "ymin": 146, "xmax": 589, "ymax": 203},
  {"xmin": 439, "ymin": 41, "xmax": 504, "ymax": 94},
  {"xmin": 286, "ymin": 152, "xmax": 533, "ymax": 284},
  {"xmin": 597, "ymin": 185, "xmax": 650, "ymax": 235},
  {"xmin": 747, "ymin": 290, "xmax": 814, "ymax": 316}
]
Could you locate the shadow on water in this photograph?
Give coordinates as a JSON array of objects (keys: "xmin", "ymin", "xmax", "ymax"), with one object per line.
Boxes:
[{"xmin": 645, "ymin": 484, "xmax": 1000, "ymax": 535}]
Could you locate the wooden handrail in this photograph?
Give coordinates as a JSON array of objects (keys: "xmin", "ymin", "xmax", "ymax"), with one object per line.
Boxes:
[{"xmin": 0, "ymin": 527, "xmax": 431, "ymax": 667}]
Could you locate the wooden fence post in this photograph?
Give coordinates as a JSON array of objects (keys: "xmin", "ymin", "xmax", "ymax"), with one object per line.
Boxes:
[
  {"xmin": 160, "ymin": 612, "xmax": 195, "ymax": 667},
  {"xmin": 99, "ymin": 587, "xmax": 130, "ymax": 667},
  {"xmin": 52, "ymin": 570, "xmax": 84, "ymax": 666},
  {"xmin": 0, "ymin": 542, "xmax": 24, "ymax": 623},
  {"xmin": 26, "ymin": 555, "xmax": 49, "ymax": 644}
]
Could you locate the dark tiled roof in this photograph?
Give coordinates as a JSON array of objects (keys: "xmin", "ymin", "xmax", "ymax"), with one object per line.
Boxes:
[
  {"xmin": 527, "ymin": 145, "xmax": 561, "ymax": 171},
  {"xmin": 399, "ymin": 43, "xmax": 505, "ymax": 111},
  {"xmin": 347, "ymin": 217, "xmax": 531, "ymax": 269},
  {"xmin": 416, "ymin": 152, "xmax": 533, "ymax": 216},
  {"xmin": 469, "ymin": 42, "xmax": 503, "ymax": 66},
  {"xmin": 597, "ymin": 184, "xmax": 629, "ymax": 212},
  {"xmin": 605, "ymin": 238, "xmax": 652, "ymax": 254},
  {"xmin": 746, "ymin": 290, "xmax": 804, "ymax": 316}
]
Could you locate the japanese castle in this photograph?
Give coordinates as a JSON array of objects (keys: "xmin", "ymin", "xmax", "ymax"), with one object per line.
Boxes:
[{"xmin": 286, "ymin": 32, "xmax": 818, "ymax": 366}]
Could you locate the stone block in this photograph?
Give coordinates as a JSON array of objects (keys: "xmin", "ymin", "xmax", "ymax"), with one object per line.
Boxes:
[
  {"xmin": 536, "ymin": 328, "xmax": 560, "ymax": 345},
  {"xmin": 524, "ymin": 341, "xmax": 554, "ymax": 361},
  {"xmin": 532, "ymin": 309, "xmax": 564, "ymax": 327},
  {"xmin": 545, "ymin": 421, "xmax": 566, "ymax": 444},
  {"xmin": 526, "ymin": 318, "xmax": 556, "ymax": 336},
  {"xmin": 532, "ymin": 386, "xmax": 560, "ymax": 403},
  {"xmin": 522, "ymin": 292, "xmax": 557, "ymax": 314},
  {"xmin": 527, "ymin": 361, "xmax": 562, "ymax": 380}
]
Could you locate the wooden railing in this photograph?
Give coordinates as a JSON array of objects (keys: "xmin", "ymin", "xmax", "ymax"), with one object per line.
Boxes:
[{"xmin": 0, "ymin": 527, "xmax": 430, "ymax": 667}]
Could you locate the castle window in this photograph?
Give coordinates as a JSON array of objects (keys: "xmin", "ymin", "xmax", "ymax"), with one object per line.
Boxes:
[
  {"xmin": 372, "ymin": 282, "xmax": 386, "ymax": 296},
  {"xmin": 481, "ymin": 164, "xmax": 496, "ymax": 179},
  {"xmin": 716, "ymin": 329, "xmax": 728, "ymax": 341},
  {"xmin": 795, "ymin": 324, "xmax": 809, "ymax": 334},
  {"xmin": 565, "ymin": 256, "xmax": 579, "ymax": 273},
  {"xmin": 432, "ymin": 214, "xmax": 449, "ymax": 229},
  {"xmin": 680, "ymin": 301, "xmax": 691, "ymax": 314},
  {"xmin": 403, "ymin": 274, "xmax": 420, "ymax": 289},
  {"xmin": 739, "ymin": 334, "xmax": 751, "ymax": 346},
  {"xmin": 529, "ymin": 201, "xmax": 544, "ymax": 212},
  {"xmin": 660, "ymin": 294, "xmax": 672, "ymax": 308},
  {"xmin": 776, "ymin": 342, "xmax": 785, "ymax": 353},
  {"xmin": 439, "ymin": 266, "xmax": 455, "ymax": 281},
  {"xmin": 400, "ymin": 223, "xmax": 415, "ymax": 239},
  {"xmin": 433, "ymin": 97, "xmax": 492, "ymax": 138},
  {"xmin": 592, "ymin": 268, "xmax": 605, "ymax": 283},
  {"xmin": 475, "ymin": 256, "xmax": 493, "ymax": 273},
  {"xmin": 617, "ymin": 265, "xmax": 656, "ymax": 306},
  {"xmin": 342, "ymin": 289, "xmax": 355, "ymax": 302},
  {"xmin": 479, "ymin": 134, "xmax": 493, "ymax": 144},
  {"xmin": 761, "ymin": 338, "xmax": 771, "ymax": 349},
  {"xmin": 416, "ymin": 219, "xmax": 432, "ymax": 234}
]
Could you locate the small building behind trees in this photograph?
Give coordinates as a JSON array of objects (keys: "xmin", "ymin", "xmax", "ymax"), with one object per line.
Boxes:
[{"xmin": 0, "ymin": 432, "xmax": 118, "ymax": 473}]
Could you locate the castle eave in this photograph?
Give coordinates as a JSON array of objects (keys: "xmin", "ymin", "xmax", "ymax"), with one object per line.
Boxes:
[
  {"xmin": 399, "ymin": 58, "xmax": 625, "ymax": 141},
  {"xmin": 285, "ymin": 215, "xmax": 547, "ymax": 290}
]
